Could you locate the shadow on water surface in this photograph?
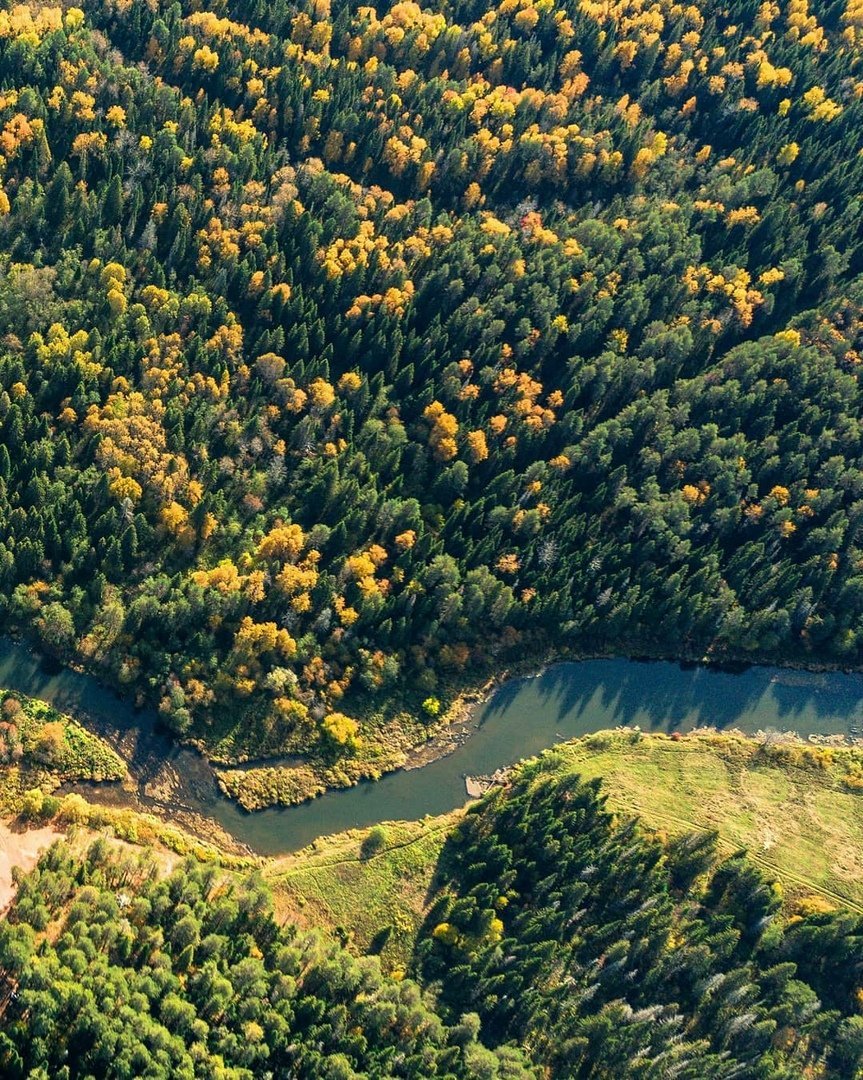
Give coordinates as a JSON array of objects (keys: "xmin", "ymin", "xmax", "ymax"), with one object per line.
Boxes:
[
  {"xmin": 1, "ymin": 637, "xmax": 863, "ymax": 855},
  {"xmin": 480, "ymin": 659, "xmax": 863, "ymax": 738}
]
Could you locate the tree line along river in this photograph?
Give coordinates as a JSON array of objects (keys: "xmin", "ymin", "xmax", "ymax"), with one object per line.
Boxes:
[{"xmin": 1, "ymin": 637, "xmax": 862, "ymax": 855}]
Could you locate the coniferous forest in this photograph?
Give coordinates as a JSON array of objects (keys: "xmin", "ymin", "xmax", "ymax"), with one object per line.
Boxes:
[{"xmin": 4, "ymin": 764, "xmax": 863, "ymax": 1078}]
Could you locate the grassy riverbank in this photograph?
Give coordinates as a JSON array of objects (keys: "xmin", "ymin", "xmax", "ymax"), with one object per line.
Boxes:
[
  {"xmin": 261, "ymin": 729, "xmax": 863, "ymax": 968},
  {"xmin": 265, "ymin": 813, "xmax": 462, "ymax": 969},
  {"xmin": 211, "ymin": 669, "xmax": 505, "ymax": 811},
  {"xmin": 0, "ymin": 689, "xmax": 126, "ymax": 816},
  {"xmin": 0, "ymin": 688, "xmax": 257, "ymax": 867}
]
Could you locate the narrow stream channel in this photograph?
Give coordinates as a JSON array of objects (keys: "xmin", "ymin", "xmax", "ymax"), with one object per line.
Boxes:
[{"xmin": 2, "ymin": 638, "xmax": 863, "ymax": 855}]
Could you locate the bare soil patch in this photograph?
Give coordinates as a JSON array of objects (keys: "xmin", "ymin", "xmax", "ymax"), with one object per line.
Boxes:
[{"xmin": 0, "ymin": 820, "xmax": 61, "ymax": 910}]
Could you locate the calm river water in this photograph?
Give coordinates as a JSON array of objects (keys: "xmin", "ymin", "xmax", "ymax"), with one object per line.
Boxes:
[{"xmin": 1, "ymin": 638, "xmax": 862, "ymax": 855}]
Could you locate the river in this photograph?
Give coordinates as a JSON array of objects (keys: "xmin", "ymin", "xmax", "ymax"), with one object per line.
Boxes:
[{"xmin": 1, "ymin": 638, "xmax": 862, "ymax": 855}]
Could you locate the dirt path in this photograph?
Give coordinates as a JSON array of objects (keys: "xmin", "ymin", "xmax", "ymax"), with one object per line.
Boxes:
[{"xmin": 0, "ymin": 821, "xmax": 61, "ymax": 911}]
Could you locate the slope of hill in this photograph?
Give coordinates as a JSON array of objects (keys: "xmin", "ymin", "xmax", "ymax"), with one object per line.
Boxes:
[
  {"xmin": 5, "ymin": 742, "xmax": 863, "ymax": 1077},
  {"xmin": 264, "ymin": 730, "xmax": 863, "ymax": 970}
]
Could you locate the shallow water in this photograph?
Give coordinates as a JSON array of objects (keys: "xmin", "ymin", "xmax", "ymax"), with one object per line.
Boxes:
[{"xmin": 2, "ymin": 638, "xmax": 862, "ymax": 855}]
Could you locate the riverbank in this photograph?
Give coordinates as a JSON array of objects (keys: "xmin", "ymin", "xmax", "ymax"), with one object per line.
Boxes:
[
  {"xmin": 212, "ymin": 656, "xmax": 556, "ymax": 811},
  {"xmin": 4, "ymin": 632, "xmax": 863, "ymax": 855},
  {"xmin": 7, "ymin": 629, "xmax": 863, "ymax": 820},
  {"xmin": 212, "ymin": 642, "xmax": 863, "ymax": 815},
  {"xmin": 5, "ymin": 722, "xmax": 863, "ymax": 971},
  {"xmin": 254, "ymin": 727, "xmax": 863, "ymax": 971}
]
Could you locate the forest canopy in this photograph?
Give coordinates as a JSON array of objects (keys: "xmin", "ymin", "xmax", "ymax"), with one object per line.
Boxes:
[
  {"xmin": 4, "ymin": 765, "xmax": 863, "ymax": 1077},
  {"xmin": 0, "ymin": 0, "xmax": 862, "ymax": 763}
]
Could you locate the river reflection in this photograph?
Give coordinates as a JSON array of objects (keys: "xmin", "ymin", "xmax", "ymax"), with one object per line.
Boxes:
[{"xmin": 1, "ymin": 639, "xmax": 861, "ymax": 855}]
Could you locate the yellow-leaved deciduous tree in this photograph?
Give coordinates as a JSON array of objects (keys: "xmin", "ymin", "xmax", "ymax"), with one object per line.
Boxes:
[
  {"xmin": 333, "ymin": 595, "xmax": 359, "ymax": 626},
  {"xmin": 107, "ymin": 288, "xmax": 127, "ymax": 317},
  {"xmin": 337, "ymin": 371, "xmax": 362, "ymax": 393},
  {"xmin": 345, "ymin": 550, "xmax": 378, "ymax": 598},
  {"xmin": 726, "ymin": 206, "xmax": 761, "ymax": 227},
  {"xmin": 681, "ymin": 481, "xmax": 710, "ymax": 505},
  {"xmin": 100, "ymin": 261, "xmax": 128, "ymax": 318},
  {"xmin": 777, "ymin": 141, "xmax": 800, "ymax": 165},
  {"xmin": 71, "ymin": 131, "xmax": 107, "ymax": 160},
  {"xmin": 191, "ymin": 558, "xmax": 245, "ymax": 594},
  {"xmin": 0, "ymin": 113, "xmax": 35, "ymax": 157},
  {"xmin": 275, "ymin": 556, "xmax": 320, "ymax": 603},
  {"xmin": 307, "ymin": 378, "xmax": 336, "ymax": 409},
  {"xmin": 207, "ymin": 321, "xmax": 243, "ymax": 363},
  {"xmin": 423, "ymin": 401, "xmax": 459, "ymax": 460},
  {"xmin": 466, "ymin": 429, "xmax": 489, "ymax": 463},
  {"xmin": 631, "ymin": 131, "xmax": 668, "ymax": 180},
  {"xmin": 160, "ymin": 501, "xmax": 195, "ymax": 546},
  {"xmin": 274, "ymin": 697, "xmax": 311, "ymax": 730},
  {"xmin": 232, "ymin": 616, "xmax": 297, "ymax": 661},
  {"xmin": 802, "ymin": 86, "xmax": 842, "ymax": 120},
  {"xmin": 193, "ymin": 44, "xmax": 219, "ymax": 71},
  {"xmin": 321, "ymin": 711, "xmax": 360, "ymax": 751},
  {"xmin": 107, "ymin": 469, "xmax": 142, "ymax": 504},
  {"xmin": 257, "ymin": 522, "xmax": 305, "ymax": 562},
  {"xmin": 100, "ymin": 262, "xmax": 126, "ymax": 289},
  {"xmin": 755, "ymin": 56, "xmax": 793, "ymax": 88},
  {"xmin": 496, "ymin": 553, "xmax": 520, "ymax": 574}
]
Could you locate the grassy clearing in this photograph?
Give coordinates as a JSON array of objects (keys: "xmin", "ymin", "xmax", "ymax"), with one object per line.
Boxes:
[
  {"xmin": 542, "ymin": 730, "xmax": 863, "ymax": 912},
  {"xmin": 265, "ymin": 812, "xmax": 462, "ymax": 970},
  {"xmin": 265, "ymin": 730, "xmax": 863, "ymax": 962}
]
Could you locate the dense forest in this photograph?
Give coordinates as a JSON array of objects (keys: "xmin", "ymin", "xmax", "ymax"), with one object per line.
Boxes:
[
  {"xmin": 0, "ymin": 0, "xmax": 863, "ymax": 766},
  {"xmin": 415, "ymin": 757, "xmax": 863, "ymax": 1077},
  {"xmin": 5, "ymin": 0, "xmax": 863, "ymax": 1071},
  {"xmin": 4, "ymin": 765, "xmax": 863, "ymax": 1077},
  {"xmin": 0, "ymin": 839, "xmax": 532, "ymax": 1078}
]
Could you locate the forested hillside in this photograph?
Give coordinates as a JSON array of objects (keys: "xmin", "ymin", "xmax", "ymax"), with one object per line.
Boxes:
[
  {"xmin": 0, "ymin": 840, "xmax": 532, "ymax": 1078},
  {"xmin": 5, "ymin": 765, "xmax": 863, "ymax": 1077},
  {"xmin": 1, "ymin": 0, "xmax": 863, "ymax": 764},
  {"xmin": 416, "ymin": 758, "xmax": 863, "ymax": 1078}
]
